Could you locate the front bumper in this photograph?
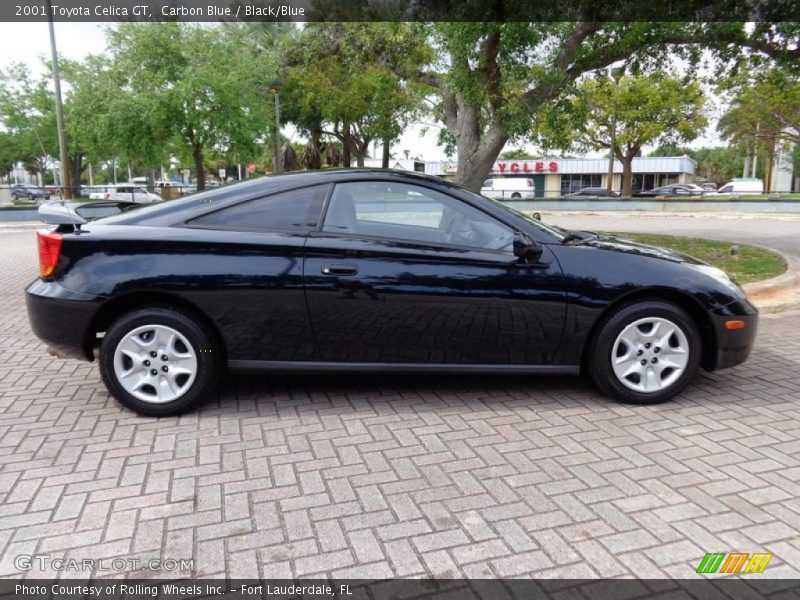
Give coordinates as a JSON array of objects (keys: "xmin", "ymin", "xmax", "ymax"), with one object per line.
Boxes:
[
  {"xmin": 708, "ymin": 298, "xmax": 758, "ymax": 371},
  {"xmin": 25, "ymin": 279, "xmax": 103, "ymax": 362}
]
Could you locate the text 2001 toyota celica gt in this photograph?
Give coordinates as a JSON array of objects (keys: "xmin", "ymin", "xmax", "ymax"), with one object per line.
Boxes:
[{"xmin": 26, "ymin": 170, "xmax": 757, "ymax": 415}]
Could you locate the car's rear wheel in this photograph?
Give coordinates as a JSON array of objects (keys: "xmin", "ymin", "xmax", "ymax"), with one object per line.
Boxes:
[
  {"xmin": 99, "ymin": 307, "xmax": 219, "ymax": 415},
  {"xmin": 511, "ymin": 192, "xmax": 521, "ymax": 199},
  {"xmin": 587, "ymin": 300, "xmax": 701, "ymax": 404}
]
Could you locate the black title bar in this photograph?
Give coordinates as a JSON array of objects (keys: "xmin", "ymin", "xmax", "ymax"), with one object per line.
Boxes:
[{"xmin": 3, "ymin": 0, "xmax": 800, "ymax": 22}]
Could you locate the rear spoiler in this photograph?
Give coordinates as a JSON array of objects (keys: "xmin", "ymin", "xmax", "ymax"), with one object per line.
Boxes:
[
  {"xmin": 37, "ymin": 201, "xmax": 87, "ymax": 226},
  {"xmin": 37, "ymin": 200, "xmax": 141, "ymax": 226}
]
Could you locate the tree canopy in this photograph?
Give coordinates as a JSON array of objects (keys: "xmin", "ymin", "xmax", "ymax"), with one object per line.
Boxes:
[{"xmin": 537, "ymin": 73, "xmax": 707, "ymax": 196}]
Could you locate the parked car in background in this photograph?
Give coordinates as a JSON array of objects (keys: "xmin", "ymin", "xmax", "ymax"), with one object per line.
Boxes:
[
  {"xmin": 27, "ymin": 169, "xmax": 757, "ymax": 415},
  {"xmin": 567, "ymin": 187, "xmax": 621, "ymax": 197},
  {"xmin": 10, "ymin": 183, "xmax": 50, "ymax": 201},
  {"xmin": 634, "ymin": 184, "xmax": 703, "ymax": 198},
  {"xmin": 88, "ymin": 184, "xmax": 161, "ymax": 204},
  {"xmin": 481, "ymin": 177, "xmax": 535, "ymax": 199},
  {"xmin": 701, "ymin": 182, "xmax": 718, "ymax": 192},
  {"xmin": 709, "ymin": 178, "xmax": 764, "ymax": 196}
]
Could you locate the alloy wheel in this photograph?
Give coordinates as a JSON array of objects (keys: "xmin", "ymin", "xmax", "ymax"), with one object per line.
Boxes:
[
  {"xmin": 610, "ymin": 316, "xmax": 689, "ymax": 393},
  {"xmin": 113, "ymin": 324, "xmax": 198, "ymax": 403}
]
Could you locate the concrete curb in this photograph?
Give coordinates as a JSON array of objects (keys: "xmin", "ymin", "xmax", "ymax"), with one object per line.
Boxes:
[{"xmin": 743, "ymin": 250, "xmax": 800, "ymax": 309}]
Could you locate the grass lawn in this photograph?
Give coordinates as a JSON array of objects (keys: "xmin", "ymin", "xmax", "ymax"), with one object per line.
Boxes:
[{"xmin": 606, "ymin": 232, "xmax": 786, "ymax": 285}]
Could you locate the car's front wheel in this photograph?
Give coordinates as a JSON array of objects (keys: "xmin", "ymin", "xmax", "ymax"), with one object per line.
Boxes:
[
  {"xmin": 587, "ymin": 300, "xmax": 701, "ymax": 404},
  {"xmin": 99, "ymin": 307, "xmax": 219, "ymax": 415}
]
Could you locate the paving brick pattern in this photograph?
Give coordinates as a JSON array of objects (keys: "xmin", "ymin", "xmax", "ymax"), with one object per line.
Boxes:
[{"xmin": 1, "ymin": 230, "xmax": 799, "ymax": 579}]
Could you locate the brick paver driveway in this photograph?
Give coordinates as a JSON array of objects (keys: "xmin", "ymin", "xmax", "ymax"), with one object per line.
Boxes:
[{"xmin": 1, "ymin": 230, "xmax": 799, "ymax": 579}]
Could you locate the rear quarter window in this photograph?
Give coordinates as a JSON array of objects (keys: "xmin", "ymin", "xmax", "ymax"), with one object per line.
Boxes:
[{"xmin": 189, "ymin": 184, "xmax": 329, "ymax": 232}]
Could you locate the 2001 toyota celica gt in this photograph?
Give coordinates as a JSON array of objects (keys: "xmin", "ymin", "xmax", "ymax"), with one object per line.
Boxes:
[{"xmin": 26, "ymin": 170, "xmax": 758, "ymax": 415}]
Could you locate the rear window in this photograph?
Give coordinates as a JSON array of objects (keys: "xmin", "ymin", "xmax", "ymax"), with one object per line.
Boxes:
[{"xmin": 189, "ymin": 184, "xmax": 329, "ymax": 232}]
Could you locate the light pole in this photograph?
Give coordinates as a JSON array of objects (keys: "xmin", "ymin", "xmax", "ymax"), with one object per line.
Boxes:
[
  {"xmin": 606, "ymin": 66, "xmax": 624, "ymax": 196},
  {"xmin": 268, "ymin": 79, "xmax": 283, "ymax": 174},
  {"xmin": 45, "ymin": 0, "xmax": 71, "ymax": 199}
]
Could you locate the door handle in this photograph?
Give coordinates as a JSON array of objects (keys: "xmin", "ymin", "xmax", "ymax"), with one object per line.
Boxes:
[{"xmin": 321, "ymin": 263, "xmax": 358, "ymax": 276}]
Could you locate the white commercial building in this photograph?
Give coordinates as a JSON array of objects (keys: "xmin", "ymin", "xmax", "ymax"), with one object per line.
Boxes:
[{"xmin": 425, "ymin": 156, "xmax": 697, "ymax": 197}]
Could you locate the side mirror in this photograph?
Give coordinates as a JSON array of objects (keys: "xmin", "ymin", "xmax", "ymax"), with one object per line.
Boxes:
[{"xmin": 513, "ymin": 232, "xmax": 543, "ymax": 261}]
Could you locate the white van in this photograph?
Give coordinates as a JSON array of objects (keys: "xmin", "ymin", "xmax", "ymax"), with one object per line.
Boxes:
[
  {"xmin": 711, "ymin": 178, "xmax": 763, "ymax": 196},
  {"xmin": 481, "ymin": 178, "xmax": 535, "ymax": 199}
]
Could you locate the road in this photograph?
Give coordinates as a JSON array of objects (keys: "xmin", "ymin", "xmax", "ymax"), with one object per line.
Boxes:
[
  {"xmin": 1, "ymin": 229, "xmax": 799, "ymax": 580},
  {"xmin": 541, "ymin": 213, "xmax": 800, "ymax": 256}
]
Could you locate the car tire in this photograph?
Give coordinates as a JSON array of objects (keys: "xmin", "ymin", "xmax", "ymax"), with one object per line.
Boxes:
[
  {"xmin": 28, "ymin": 193, "xmax": 35, "ymax": 200},
  {"xmin": 99, "ymin": 306, "xmax": 220, "ymax": 416},
  {"xmin": 511, "ymin": 192, "xmax": 521, "ymax": 199},
  {"xmin": 586, "ymin": 300, "xmax": 701, "ymax": 404}
]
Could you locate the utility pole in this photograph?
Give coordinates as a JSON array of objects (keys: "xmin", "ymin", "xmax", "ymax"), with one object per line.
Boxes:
[
  {"xmin": 268, "ymin": 79, "xmax": 283, "ymax": 175},
  {"xmin": 45, "ymin": 0, "xmax": 72, "ymax": 199}
]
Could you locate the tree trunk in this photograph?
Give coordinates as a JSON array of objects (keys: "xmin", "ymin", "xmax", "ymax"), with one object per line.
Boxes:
[
  {"xmin": 353, "ymin": 139, "xmax": 369, "ymax": 168},
  {"xmin": 69, "ymin": 153, "xmax": 83, "ymax": 189},
  {"xmin": 620, "ymin": 156, "xmax": 634, "ymax": 198},
  {"xmin": 193, "ymin": 143, "xmax": 206, "ymax": 191},
  {"xmin": 342, "ymin": 120, "xmax": 351, "ymax": 168},
  {"xmin": 444, "ymin": 93, "xmax": 508, "ymax": 193},
  {"xmin": 451, "ymin": 123, "xmax": 507, "ymax": 192},
  {"xmin": 382, "ymin": 139, "xmax": 390, "ymax": 169}
]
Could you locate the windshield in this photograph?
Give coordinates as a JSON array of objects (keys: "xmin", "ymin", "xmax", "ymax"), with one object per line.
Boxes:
[{"xmin": 476, "ymin": 193, "xmax": 566, "ymax": 241}]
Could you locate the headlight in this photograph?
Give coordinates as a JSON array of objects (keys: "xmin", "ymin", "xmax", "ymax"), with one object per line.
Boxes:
[{"xmin": 693, "ymin": 264, "xmax": 745, "ymax": 296}]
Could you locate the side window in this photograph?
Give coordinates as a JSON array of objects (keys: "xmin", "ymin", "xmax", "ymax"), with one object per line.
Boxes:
[
  {"xmin": 322, "ymin": 181, "xmax": 514, "ymax": 252},
  {"xmin": 718, "ymin": 185, "xmax": 732, "ymax": 193},
  {"xmin": 189, "ymin": 184, "xmax": 328, "ymax": 231},
  {"xmin": 483, "ymin": 179, "xmax": 493, "ymax": 189}
]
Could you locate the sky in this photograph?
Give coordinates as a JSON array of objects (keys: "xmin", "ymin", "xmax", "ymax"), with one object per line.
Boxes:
[{"xmin": 0, "ymin": 22, "xmax": 726, "ymax": 164}]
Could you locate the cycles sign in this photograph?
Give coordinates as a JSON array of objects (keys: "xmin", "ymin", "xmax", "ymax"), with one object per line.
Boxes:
[{"xmin": 493, "ymin": 160, "xmax": 559, "ymax": 174}]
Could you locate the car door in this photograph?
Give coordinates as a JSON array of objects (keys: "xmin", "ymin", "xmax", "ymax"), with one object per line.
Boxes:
[{"xmin": 304, "ymin": 180, "xmax": 566, "ymax": 365}]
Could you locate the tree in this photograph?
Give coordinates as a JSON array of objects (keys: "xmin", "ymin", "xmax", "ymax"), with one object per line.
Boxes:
[
  {"xmin": 343, "ymin": 21, "xmax": 800, "ymax": 191},
  {"xmin": 718, "ymin": 67, "xmax": 800, "ymax": 190},
  {"xmin": 281, "ymin": 23, "xmax": 430, "ymax": 168},
  {"xmin": 0, "ymin": 63, "xmax": 59, "ymax": 184},
  {"xmin": 103, "ymin": 23, "xmax": 273, "ymax": 190},
  {"xmin": 538, "ymin": 73, "xmax": 707, "ymax": 196},
  {"xmin": 499, "ymin": 149, "xmax": 536, "ymax": 160},
  {"xmin": 720, "ymin": 68, "xmax": 800, "ymax": 146}
]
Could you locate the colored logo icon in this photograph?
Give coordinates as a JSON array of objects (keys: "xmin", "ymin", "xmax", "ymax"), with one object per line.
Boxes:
[{"xmin": 696, "ymin": 552, "xmax": 773, "ymax": 574}]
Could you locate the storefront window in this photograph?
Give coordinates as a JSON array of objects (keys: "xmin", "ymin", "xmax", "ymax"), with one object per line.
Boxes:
[{"xmin": 560, "ymin": 174, "xmax": 601, "ymax": 195}]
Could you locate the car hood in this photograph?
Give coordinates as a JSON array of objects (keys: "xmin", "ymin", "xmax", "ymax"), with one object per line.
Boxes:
[{"xmin": 580, "ymin": 234, "xmax": 708, "ymax": 266}]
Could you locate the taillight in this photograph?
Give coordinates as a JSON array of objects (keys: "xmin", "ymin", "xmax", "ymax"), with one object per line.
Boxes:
[{"xmin": 37, "ymin": 230, "xmax": 63, "ymax": 278}]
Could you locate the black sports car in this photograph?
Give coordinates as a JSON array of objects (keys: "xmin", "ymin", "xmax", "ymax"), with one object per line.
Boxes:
[{"xmin": 26, "ymin": 170, "xmax": 757, "ymax": 415}]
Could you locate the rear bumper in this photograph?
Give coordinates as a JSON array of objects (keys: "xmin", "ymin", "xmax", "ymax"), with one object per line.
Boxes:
[
  {"xmin": 708, "ymin": 298, "xmax": 758, "ymax": 371},
  {"xmin": 25, "ymin": 279, "xmax": 103, "ymax": 362}
]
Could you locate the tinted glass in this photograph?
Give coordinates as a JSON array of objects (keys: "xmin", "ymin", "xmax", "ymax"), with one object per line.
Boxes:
[
  {"xmin": 323, "ymin": 181, "xmax": 514, "ymax": 252},
  {"xmin": 191, "ymin": 184, "xmax": 328, "ymax": 231}
]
